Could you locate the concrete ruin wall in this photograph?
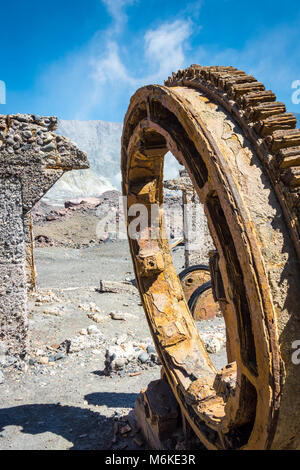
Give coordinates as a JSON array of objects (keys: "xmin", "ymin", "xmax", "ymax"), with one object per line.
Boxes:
[
  {"xmin": 0, "ymin": 114, "xmax": 89, "ymax": 361},
  {"xmin": 164, "ymin": 169, "xmax": 214, "ymax": 267}
]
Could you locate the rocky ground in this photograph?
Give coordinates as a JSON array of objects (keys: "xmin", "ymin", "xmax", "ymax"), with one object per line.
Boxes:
[
  {"xmin": 32, "ymin": 190, "xmax": 183, "ymax": 249},
  {"xmin": 0, "ymin": 202, "xmax": 226, "ymax": 450}
]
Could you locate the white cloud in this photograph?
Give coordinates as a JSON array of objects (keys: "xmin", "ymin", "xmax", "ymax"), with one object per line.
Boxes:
[
  {"xmin": 101, "ymin": 0, "xmax": 136, "ymax": 35},
  {"xmin": 90, "ymin": 18, "xmax": 192, "ymax": 92},
  {"xmin": 91, "ymin": 41, "xmax": 135, "ymax": 85},
  {"xmin": 144, "ymin": 20, "xmax": 192, "ymax": 81},
  {"xmin": 30, "ymin": 1, "xmax": 195, "ymax": 120}
]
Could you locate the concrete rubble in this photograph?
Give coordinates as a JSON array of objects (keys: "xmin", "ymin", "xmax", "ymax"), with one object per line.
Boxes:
[{"xmin": 104, "ymin": 337, "xmax": 161, "ymax": 376}]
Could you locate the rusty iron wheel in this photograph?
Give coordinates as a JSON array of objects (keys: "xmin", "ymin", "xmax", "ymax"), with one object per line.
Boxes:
[
  {"xmin": 188, "ymin": 281, "xmax": 219, "ymax": 321},
  {"xmin": 179, "ymin": 264, "xmax": 211, "ymax": 305},
  {"xmin": 121, "ymin": 65, "xmax": 300, "ymax": 449},
  {"xmin": 178, "ymin": 265, "xmax": 219, "ymax": 321}
]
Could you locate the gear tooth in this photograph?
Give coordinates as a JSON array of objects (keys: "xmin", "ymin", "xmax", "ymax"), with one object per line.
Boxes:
[
  {"xmin": 275, "ymin": 147, "xmax": 300, "ymax": 170},
  {"xmin": 228, "ymin": 82, "xmax": 265, "ymax": 100},
  {"xmin": 245, "ymin": 102, "xmax": 286, "ymax": 122},
  {"xmin": 281, "ymin": 167, "xmax": 300, "ymax": 187},
  {"xmin": 238, "ymin": 90, "xmax": 276, "ymax": 108},
  {"xmin": 254, "ymin": 113, "xmax": 297, "ymax": 137},
  {"xmin": 266, "ymin": 129, "xmax": 300, "ymax": 152}
]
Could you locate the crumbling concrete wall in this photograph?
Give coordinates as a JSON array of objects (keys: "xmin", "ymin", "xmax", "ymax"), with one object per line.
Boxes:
[
  {"xmin": 0, "ymin": 114, "xmax": 89, "ymax": 361},
  {"xmin": 164, "ymin": 169, "xmax": 214, "ymax": 267},
  {"xmin": 0, "ymin": 177, "xmax": 27, "ymax": 359}
]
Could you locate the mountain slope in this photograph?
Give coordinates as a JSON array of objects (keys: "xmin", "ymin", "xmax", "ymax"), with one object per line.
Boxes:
[
  {"xmin": 43, "ymin": 119, "xmax": 181, "ymax": 204},
  {"xmin": 43, "ymin": 120, "xmax": 123, "ymax": 204}
]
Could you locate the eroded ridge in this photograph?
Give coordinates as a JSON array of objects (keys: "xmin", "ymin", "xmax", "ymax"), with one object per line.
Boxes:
[{"xmin": 0, "ymin": 114, "xmax": 89, "ymax": 359}]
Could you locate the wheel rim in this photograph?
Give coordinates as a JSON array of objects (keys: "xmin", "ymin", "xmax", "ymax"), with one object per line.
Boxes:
[
  {"xmin": 179, "ymin": 265, "xmax": 211, "ymax": 304},
  {"xmin": 121, "ymin": 68, "xmax": 300, "ymax": 449}
]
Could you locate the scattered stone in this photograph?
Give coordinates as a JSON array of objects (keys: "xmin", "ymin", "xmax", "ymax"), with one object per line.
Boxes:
[
  {"xmin": 64, "ymin": 199, "xmax": 82, "ymax": 208},
  {"xmin": 115, "ymin": 358, "xmax": 126, "ymax": 370},
  {"xmin": 146, "ymin": 345, "xmax": 156, "ymax": 355},
  {"xmin": 42, "ymin": 307, "xmax": 64, "ymax": 317},
  {"xmin": 0, "ymin": 370, "xmax": 4, "ymax": 384},
  {"xmin": 138, "ymin": 352, "xmax": 149, "ymax": 364},
  {"xmin": 110, "ymin": 312, "xmax": 126, "ymax": 321},
  {"xmin": 110, "ymin": 311, "xmax": 138, "ymax": 321},
  {"xmin": 78, "ymin": 302, "xmax": 101, "ymax": 313},
  {"xmin": 87, "ymin": 325, "xmax": 100, "ymax": 335},
  {"xmin": 32, "ymin": 291, "xmax": 62, "ymax": 304},
  {"xmin": 206, "ymin": 338, "xmax": 221, "ymax": 353},
  {"xmin": 34, "ymin": 234, "xmax": 52, "ymax": 246},
  {"xmin": 0, "ymin": 341, "xmax": 9, "ymax": 357},
  {"xmin": 99, "ymin": 280, "xmax": 137, "ymax": 294},
  {"xmin": 36, "ymin": 349, "xmax": 45, "ymax": 356},
  {"xmin": 64, "ymin": 197, "xmax": 100, "ymax": 209},
  {"xmin": 150, "ymin": 353, "xmax": 160, "ymax": 365},
  {"xmin": 200, "ymin": 332, "xmax": 225, "ymax": 354},
  {"xmin": 105, "ymin": 343, "xmax": 139, "ymax": 374},
  {"xmin": 127, "ymin": 410, "xmax": 140, "ymax": 432},
  {"xmin": 61, "ymin": 331, "xmax": 104, "ymax": 354},
  {"xmin": 54, "ymin": 352, "xmax": 66, "ymax": 361},
  {"xmin": 87, "ymin": 312, "xmax": 105, "ymax": 323},
  {"xmin": 38, "ymin": 357, "xmax": 49, "ymax": 365},
  {"xmin": 0, "ymin": 354, "xmax": 17, "ymax": 368},
  {"xmin": 46, "ymin": 214, "xmax": 57, "ymax": 222}
]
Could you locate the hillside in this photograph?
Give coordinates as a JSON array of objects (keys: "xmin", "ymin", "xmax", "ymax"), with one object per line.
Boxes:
[{"xmin": 43, "ymin": 120, "xmax": 123, "ymax": 204}]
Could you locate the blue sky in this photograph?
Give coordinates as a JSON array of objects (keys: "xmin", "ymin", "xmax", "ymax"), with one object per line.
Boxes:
[{"xmin": 0, "ymin": 0, "xmax": 300, "ymax": 122}]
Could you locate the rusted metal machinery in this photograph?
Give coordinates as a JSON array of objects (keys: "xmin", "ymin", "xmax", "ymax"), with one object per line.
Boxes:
[
  {"xmin": 179, "ymin": 265, "xmax": 211, "ymax": 304},
  {"xmin": 179, "ymin": 264, "xmax": 218, "ymax": 321},
  {"xmin": 121, "ymin": 65, "xmax": 300, "ymax": 449}
]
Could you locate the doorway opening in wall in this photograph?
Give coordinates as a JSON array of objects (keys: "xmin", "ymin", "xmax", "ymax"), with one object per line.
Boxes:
[{"xmin": 27, "ymin": 172, "xmax": 163, "ymax": 368}]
